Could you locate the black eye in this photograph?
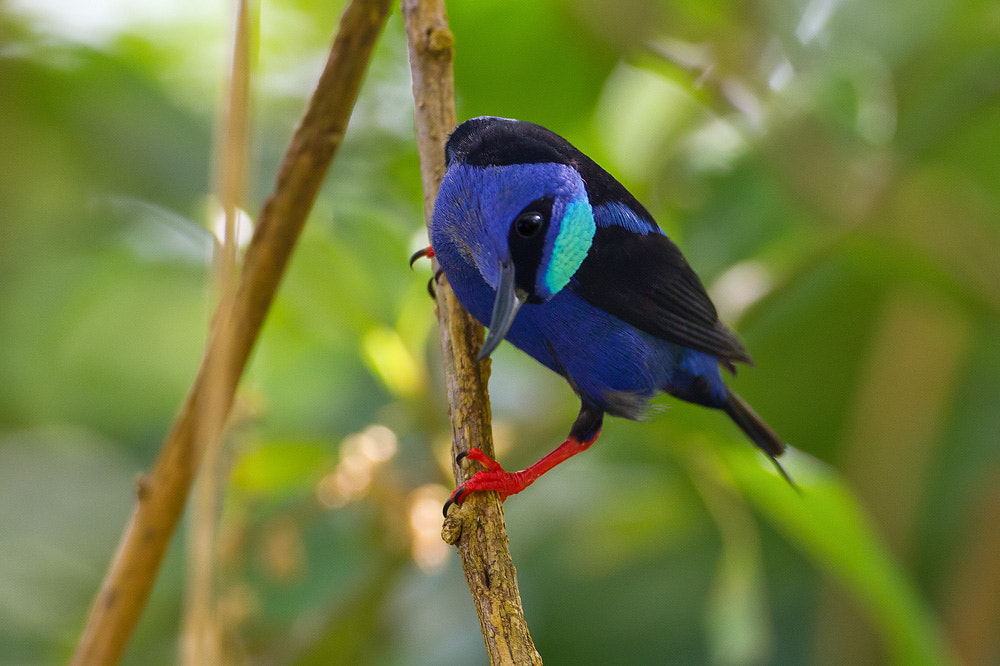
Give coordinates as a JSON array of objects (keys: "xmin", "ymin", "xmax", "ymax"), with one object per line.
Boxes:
[{"xmin": 515, "ymin": 212, "xmax": 544, "ymax": 238}]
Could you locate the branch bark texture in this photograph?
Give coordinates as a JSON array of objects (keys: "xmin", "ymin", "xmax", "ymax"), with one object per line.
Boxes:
[
  {"xmin": 401, "ymin": 1, "xmax": 542, "ymax": 663},
  {"xmin": 70, "ymin": 1, "xmax": 392, "ymax": 662}
]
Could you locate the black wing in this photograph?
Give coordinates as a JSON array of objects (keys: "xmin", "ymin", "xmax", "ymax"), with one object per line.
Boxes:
[{"xmin": 572, "ymin": 225, "xmax": 752, "ymax": 370}]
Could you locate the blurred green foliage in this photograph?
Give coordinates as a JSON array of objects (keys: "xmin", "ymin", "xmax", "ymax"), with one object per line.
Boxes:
[{"xmin": 2, "ymin": 0, "xmax": 999, "ymax": 663}]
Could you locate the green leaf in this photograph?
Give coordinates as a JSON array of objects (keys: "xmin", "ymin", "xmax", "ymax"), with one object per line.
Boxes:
[{"xmin": 723, "ymin": 448, "xmax": 956, "ymax": 666}]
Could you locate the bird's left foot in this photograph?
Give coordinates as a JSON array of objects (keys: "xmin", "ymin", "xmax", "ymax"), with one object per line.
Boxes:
[{"xmin": 443, "ymin": 448, "xmax": 529, "ymax": 516}]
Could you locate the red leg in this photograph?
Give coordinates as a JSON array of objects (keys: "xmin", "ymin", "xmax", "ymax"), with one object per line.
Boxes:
[{"xmin": 444, "ymin": 406, "xmax": 604, "ymax": 515}]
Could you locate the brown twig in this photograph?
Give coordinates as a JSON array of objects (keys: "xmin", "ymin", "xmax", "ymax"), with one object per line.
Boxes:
[
  {"xmin": 70, "ymin": 1, "xmax": 393, "ymax": 663},
  {"xmin": 401, "ymin": 1, "xmax": 542, "ymax": 663}
]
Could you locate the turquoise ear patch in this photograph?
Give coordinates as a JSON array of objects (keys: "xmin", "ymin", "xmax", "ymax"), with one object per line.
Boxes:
[{"xmin": 544, "ymin": 197, "xmax": 596, "ymax": 294}]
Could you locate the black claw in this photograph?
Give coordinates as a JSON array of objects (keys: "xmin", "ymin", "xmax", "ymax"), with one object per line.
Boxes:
[
  {"xmin": 442, "ymin": 488, "xmax": 467, "ymax": 517},
  {"xmin": 426, "ymin": 268, "xmax": 444, "ymax": 298},
  {"xmin": 455, "ymin": 450, "xmax": 469, "ymax": 465},
  {"xmin": 409, "ymin": 246, "xmax": 433, "ymax": 268}
]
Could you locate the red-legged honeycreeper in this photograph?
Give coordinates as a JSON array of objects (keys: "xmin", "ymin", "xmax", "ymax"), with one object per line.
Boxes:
[{"xmin": 414, "ymin": 117, "xmax": 791, "ymax": 515}]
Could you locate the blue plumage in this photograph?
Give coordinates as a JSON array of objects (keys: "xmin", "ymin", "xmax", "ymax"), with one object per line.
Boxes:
[
  {"xmin": 421, "ymin": 116, "xmax": 788, "ymax": 512},
  {"xmin": 433, "ymin": 191, "xmax": 722, "ymax": 414}
]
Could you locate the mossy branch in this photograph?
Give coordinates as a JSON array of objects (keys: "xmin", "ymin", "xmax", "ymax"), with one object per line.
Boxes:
[{"xmin": 401, "ymin": 0, "xmax": 542, "ymax": 663}]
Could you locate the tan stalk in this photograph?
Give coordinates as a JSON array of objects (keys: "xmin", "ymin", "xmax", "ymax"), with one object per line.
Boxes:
[{"xmin": 180, "ymin": 0, "xmax": 255, "ymax": 663}]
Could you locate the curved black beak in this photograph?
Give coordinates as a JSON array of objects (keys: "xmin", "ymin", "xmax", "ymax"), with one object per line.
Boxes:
[{"xmin": 478, "ymin": 259, "xmax": 527, "ymax": 361}]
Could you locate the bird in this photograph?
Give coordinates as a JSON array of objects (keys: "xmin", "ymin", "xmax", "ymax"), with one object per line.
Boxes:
[{"xmin": 412, "ymin": 116, "xmax": 790, "ymax": 515}]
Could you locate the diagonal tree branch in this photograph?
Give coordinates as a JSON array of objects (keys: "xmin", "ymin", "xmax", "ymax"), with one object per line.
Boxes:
[
  {"xmin": 401, "ymin": 1, "xmax": 542, "ymax": 663},
  {"xmin": 70, "ymin": 1, "xmax": 393, "ymax": 662}
]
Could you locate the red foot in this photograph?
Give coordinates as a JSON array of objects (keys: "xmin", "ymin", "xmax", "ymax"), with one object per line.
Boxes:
[
  {"xmin": 443, "ymin": 448, "xmax": 530, "ymax": 515},
  {"xmin": 443, "ymin": 408, "xmax": 603, "ymax": 517}
]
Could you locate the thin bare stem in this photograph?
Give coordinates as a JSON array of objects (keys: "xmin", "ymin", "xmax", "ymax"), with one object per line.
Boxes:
[
  {"xmin": 401, "ymin": 1, "xmax": 542, "ymax": 663},
  {"xmin": 181, "ymin": 0, "xmax": 256, "ymax": 663},
  {"xmin": 70, "ymin": 1, "xmax": 392, "ymax": 663}
]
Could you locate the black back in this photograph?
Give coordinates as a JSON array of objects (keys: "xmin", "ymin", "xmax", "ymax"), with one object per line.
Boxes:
[{"xmin": 446, "ymin": 117, "xmax": 656, "ymax": 222}]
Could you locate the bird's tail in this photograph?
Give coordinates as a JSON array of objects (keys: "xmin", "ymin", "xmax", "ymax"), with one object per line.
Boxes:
[{"xmin": 724, "ymin": 388, "xmax": 796, "ymax": 487}]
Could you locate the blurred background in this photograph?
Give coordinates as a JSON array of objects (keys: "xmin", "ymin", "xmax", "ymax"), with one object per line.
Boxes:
[{"xmin": 2, "ymin": 0, "xmax": 999, "ymax": 663}]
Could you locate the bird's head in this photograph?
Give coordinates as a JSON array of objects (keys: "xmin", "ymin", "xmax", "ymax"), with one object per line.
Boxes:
[{"xmin": 433, "ymin": 117, "xmax": 598, "ymax": 358}]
